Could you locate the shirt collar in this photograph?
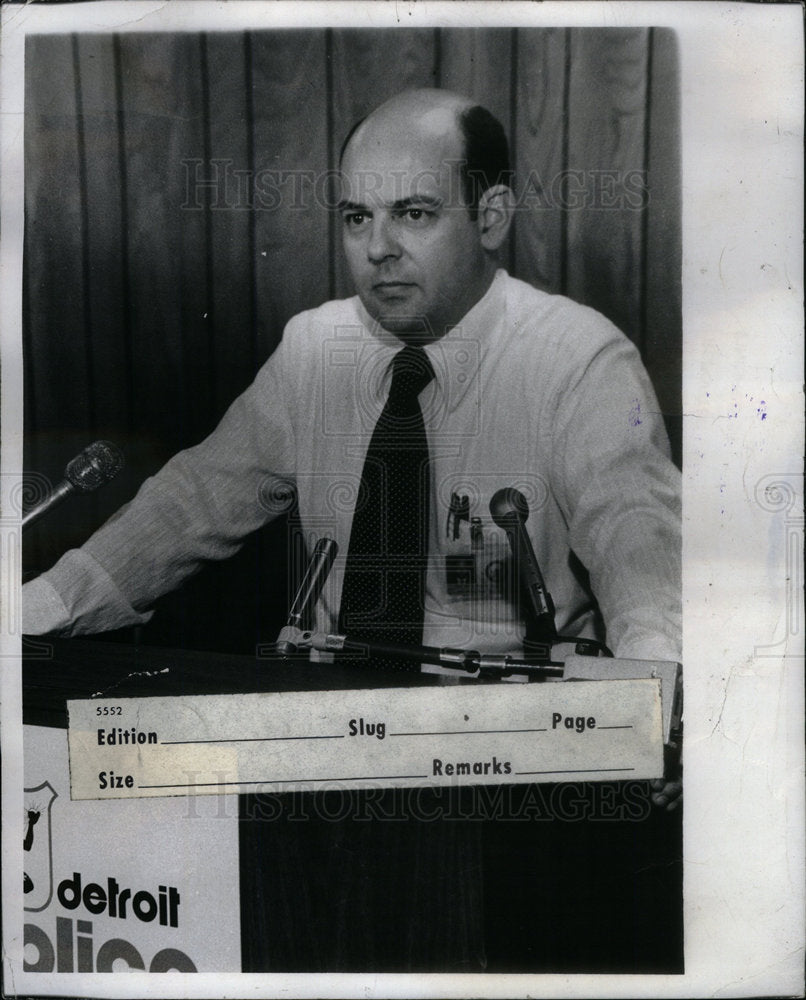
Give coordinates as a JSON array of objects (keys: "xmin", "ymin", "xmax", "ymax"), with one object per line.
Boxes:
[{"xmin": 354, "ymin": 269, "xmax": 508, "ymax": 416}]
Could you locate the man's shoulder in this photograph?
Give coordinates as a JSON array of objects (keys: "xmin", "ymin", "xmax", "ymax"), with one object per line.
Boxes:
[
  {"xmin": 264, "ymin": 296, "xmax": 365, "ymax": 375},
  {"xmin": 499, "ymin": 272, "xmax": 631, "ymax": 358},
  {"xmin": 284, "ymin": 295, "xmax": 363, "ymax": 340}
]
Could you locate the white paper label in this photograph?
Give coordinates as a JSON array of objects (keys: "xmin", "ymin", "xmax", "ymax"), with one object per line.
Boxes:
[{"xmin": 67, "ymin": 679, "xmax": 664, "ymax": 800}]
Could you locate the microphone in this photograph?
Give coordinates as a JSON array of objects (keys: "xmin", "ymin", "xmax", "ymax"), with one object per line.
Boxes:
[
  {"xmin": 22, "ymin": 441, "xmax": 124, "ymax": 530},
  {"xmin": 489, "ymin": 487, "xmax": 557, "ymax": 643},
  {"xmin": 276, "ymin": 537, "xmax": 338, "ymax": 656}
]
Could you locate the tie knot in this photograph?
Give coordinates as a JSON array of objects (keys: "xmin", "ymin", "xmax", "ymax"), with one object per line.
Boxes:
[{"xmin": 388, "ymin": 346, "xmax": 435, "ymax": 406}]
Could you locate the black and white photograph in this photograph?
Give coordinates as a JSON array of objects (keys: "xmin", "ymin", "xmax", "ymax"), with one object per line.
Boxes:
[{"xmin": 1, "ymin": 2, "xmax": 802, "ymax": 997}]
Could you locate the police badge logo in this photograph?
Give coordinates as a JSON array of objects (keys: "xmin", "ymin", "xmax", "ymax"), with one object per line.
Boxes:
[{"xmin": 23, "ymin": 781, "xmax": 58, "ymax": 913}]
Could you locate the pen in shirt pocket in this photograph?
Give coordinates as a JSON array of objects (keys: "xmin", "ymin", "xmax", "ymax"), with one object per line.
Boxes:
[{"xmin": 446, "ymin": 492, "xmax": 470, "ymax": 540}]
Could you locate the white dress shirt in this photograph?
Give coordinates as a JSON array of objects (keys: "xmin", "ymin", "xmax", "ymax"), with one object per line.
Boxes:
[{"xmin": 23, "ymin": 270, "xmax": 681, "ymax": 663}]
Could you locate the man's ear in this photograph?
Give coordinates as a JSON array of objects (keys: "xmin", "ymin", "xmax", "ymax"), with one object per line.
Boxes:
[{"xmin": 477, "ymin": 184, "xmax": 514, "ymax": 251}]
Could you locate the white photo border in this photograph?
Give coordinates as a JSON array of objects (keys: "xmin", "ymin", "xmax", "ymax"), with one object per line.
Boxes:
[{"xmin": 1, "ymin": 2, "xmax": 803, "ymax": 997}]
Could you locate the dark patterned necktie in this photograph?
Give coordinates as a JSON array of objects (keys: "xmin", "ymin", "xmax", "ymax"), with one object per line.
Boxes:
[{"xmin": 339, "ymin": 345, "xmax": 435, "ymax": 669}]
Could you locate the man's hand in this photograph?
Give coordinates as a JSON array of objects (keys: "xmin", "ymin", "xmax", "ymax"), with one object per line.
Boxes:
[
  {"xmin": 650, "ymin": 745, "xmax": 682, "ymax": 810},
  {"xmin": 649, "ymin": 777, "xmax": 681, "ymax": 811}
]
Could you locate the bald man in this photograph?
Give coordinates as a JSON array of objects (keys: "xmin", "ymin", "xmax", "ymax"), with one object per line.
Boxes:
[{"xmin": 24, "ymin": 89, "xmax": 680, "ymax": 785}]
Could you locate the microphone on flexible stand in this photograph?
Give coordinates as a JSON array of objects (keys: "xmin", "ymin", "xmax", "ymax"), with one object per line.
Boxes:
[
  {"xmin": 489, "ymin": 487, "xmax": 557, "ymax": 645},
  {"xmin": 22, "ymin": 441, "xmax": 124, "ymax": 531},
  {"xmin": 275, "ymin": 537, "xmax": 339, "ymax": 655}
]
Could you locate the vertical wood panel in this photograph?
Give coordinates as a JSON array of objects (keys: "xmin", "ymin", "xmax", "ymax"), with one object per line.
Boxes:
[
  {"xmin": 205, "ymin": 32, "xmax": 255, "ymax": 412},
  {"xmin": 24, "ymin": 36, "xmax": 89, "ymax": 433},
  {"xmin": 644, "ymin": 28, "xmax": 682, "ymax": 464},
  {"xmin": 117, "ymin": 33, "xmax": 208, "ymax": 453},
  {"xmin": 439, "ymin": 29, "xmax": 513, "ymax": 127},
  {"xmin": 75, "ymin": 34, "xmax": 129, "ymax": 436},
  {"xmin": 175, "ymin": 34, "xmax": 215, "ymax": 448},
  {"xmin": 111, "ymin": 34, "xmax": 136, "ymax": 435},
  {"xmin": 249, "ymin": 31, "xmax": 330, "ymax": 357},
  {"xmin": 566, "ymin": 29, "xmax": 650, "ymax": 348},
  {"xmin": 512, "ymin": 29, "xmax": 568, "ymax": 293},
  {"xmin": 72, "ymin": 35, "xmax": 97, "ymax": 435},
  {"xmin": 330, "ymin": 29, "xmax": 439, "ymax": 298}
]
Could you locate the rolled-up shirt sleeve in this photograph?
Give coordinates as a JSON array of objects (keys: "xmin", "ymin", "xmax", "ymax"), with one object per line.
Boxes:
[
  {"xmin": 23, "ymin": 325, "xmax": 301, "ymax": 637},
  {"xmin": 22, "ymin": 551, "xmax": 154, "ymax": 636}
]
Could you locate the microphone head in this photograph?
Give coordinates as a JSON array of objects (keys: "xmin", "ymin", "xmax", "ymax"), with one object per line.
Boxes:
[
  {"xmin": 489, "ymin": 487, "xmax": 529, "ymax": 528},
  {"xmin": 65, "ymin": 441, "xmax": 124, "ymax": 492}
]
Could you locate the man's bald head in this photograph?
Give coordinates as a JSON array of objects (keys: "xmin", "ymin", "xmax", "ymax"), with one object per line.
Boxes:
[{"xmin": 340, "ymin": 89, "xmax": 512, "ymax": 219}]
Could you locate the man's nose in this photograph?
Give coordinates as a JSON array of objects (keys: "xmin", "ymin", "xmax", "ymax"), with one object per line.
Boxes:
[{"xmin": 367, "ymin": 216, "xmax": 401, "ymax": 263}]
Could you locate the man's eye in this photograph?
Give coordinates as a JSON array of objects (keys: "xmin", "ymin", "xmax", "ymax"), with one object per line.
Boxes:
[
  {"xmin": 401, "ymin": 208, "xmax": 431, "ymax": 223},
  {"xmin": 343, "ymin": 212, "xmax": 368, "ymax": 227}
]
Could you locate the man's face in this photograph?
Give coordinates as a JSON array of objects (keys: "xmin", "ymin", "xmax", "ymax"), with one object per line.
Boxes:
[{"xmin": 339, "ymin": 110, "xmax": 490, "ymax": 340}]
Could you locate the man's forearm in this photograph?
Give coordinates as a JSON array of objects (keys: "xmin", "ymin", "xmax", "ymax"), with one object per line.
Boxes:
[{"xmin": 22, "ymin": 549, "xmax": 154, "ymax": 636}]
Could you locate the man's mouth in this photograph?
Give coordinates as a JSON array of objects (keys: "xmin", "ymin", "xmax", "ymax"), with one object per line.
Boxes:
[{"xmin": 372, "ymin": 281, "xmax": 416, "ymax": 293}]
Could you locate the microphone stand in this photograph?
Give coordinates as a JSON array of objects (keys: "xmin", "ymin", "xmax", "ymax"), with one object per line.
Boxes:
[
  {"xmin": 271, "ymin": 526, "xmax": 607, "ymax": 679},
  {"xmin": 308, "ymin": 630, "xmax": 565, "ymax": 679}
]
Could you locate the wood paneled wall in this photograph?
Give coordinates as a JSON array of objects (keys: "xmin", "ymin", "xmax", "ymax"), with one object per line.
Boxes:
[{"xmin": 23, "ymin": 28, "xmax": 680, "ymax": 651}]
